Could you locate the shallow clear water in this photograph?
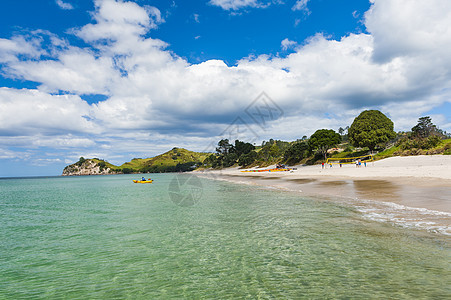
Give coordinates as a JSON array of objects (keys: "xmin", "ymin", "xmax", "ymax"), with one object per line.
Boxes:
[{"xmin": 0, "ymin": 174, "xmax": 450, "ymax": 298}]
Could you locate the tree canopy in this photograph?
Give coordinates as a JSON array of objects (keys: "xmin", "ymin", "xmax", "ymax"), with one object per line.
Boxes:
[
  {"xmin": 207, "ymin": 139, "xmax": 256, "ymax": 168},
  {"xmin": 308, "ymin": 129, "xmax": 341, "ymax": 159},
  {"xmin": 411, "ymin": 116, "xmax": 437, "ymax": 138},
  {"xmin": 283, "ymin": 141, "xmax": 310, "ymax": 165},
  {"xmin": 216, "ymin": 139, "xmax": 233, "ymax": 155},
  {"xmin": 348, "ymin": 110, "xmax": 396, "ymax": 152}
]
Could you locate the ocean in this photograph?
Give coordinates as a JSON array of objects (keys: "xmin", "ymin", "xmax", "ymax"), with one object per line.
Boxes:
[{"xmin": 0, "ymin": 174, "xmax": 449, "ymax": 298}]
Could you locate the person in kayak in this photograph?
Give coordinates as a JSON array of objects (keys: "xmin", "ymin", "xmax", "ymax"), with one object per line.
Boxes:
[{"xmin": 141, "ymin": 177, "xmax": 146, "ymax": 181}]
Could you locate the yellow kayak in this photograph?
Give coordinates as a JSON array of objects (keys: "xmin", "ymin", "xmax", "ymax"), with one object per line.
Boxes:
[{"xmin": 133, "ymin": 180, "xmax": 153, "ymax": 184}]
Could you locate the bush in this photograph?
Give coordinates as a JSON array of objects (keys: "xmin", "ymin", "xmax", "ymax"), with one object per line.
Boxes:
[
  {"xmin": 397, "ymin": 135, "xmax": 442, "ymax": 150},
  {"xmin": 343, "ymin": 145, "xmax": 353, "ymax": 152},
  {"xmin": 424, "ymin": 135, "xmax": 441, "ymax": 149},
  {"xmin": 122, "ymin": 168, "xmax": 133, "ymax": 174},
  {"xmin": 96, "ymin": 161, "xmax": 107, "ymax": 171},
  {"xmin": 75, "ymin": 157, "xmax": 86, "ymax": 166},
  {"xmin": 375, "ymin": 146, "xmax": 400, "ymax": 159},
  {"xmin": 305, "ymin": 153, "xmax": 324, "ymax": 165}
]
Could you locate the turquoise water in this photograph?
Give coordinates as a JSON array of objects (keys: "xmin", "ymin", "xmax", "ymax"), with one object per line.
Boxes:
[{"xmin": 0, "ymin": 174, "xmax": 449, "ymax": 299}]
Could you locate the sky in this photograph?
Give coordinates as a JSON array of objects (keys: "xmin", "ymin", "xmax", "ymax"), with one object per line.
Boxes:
[{"xmin": 0, "ymin": 0, "xmax": 450, "ymax": 177}]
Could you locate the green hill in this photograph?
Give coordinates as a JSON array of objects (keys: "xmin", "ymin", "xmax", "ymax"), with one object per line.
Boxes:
[
  {"xmin": 117, "ymin": 148, "xmax": 209, "ymax": 173},
  {"xmin": 63, "ymin": 148, "xmax": 209, "ymax": 175}
]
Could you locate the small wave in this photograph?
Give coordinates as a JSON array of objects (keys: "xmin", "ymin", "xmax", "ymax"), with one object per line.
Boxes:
[
  {"xmin": 355, "ymin": 199, "xmax": 451, "ymax": 217},
  {"xmin": 354, "ymin": 202, "xmax": 451, "ymax": 236}
]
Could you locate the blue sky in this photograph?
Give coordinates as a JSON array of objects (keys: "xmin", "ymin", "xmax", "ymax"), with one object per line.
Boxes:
[
  {"xmin": 0, "ymin": 0, "xmax": 450, "ymax": 176},
  {"xmin": 0, "ymin": 0, "xmax": 370, "ymax": 67}
]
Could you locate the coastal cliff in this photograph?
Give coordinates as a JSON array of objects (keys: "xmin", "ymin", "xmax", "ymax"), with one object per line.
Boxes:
[{"xmin": 62, "ymin": 158, "xmax": 116, "ymax": 176}]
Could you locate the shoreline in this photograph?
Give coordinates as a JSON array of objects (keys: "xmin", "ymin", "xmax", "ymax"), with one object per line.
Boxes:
[{"xmin": 195, "ymin": 155, "xmax": 451, "ymax": 235}]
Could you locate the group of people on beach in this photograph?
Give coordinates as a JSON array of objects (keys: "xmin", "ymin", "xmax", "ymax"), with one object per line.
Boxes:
[
  {"xmin": 355, "ymin": 159, "xmax": 366, "ymax": 168},
  {"xmin": 321, "ymin": 159, "xmax": 367, "ymax": 168}
]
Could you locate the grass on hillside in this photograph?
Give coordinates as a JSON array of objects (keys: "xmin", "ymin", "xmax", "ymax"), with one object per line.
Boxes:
[{"xmin": 117, "ymin": 148, "xmax": 209, "ymax": 172}]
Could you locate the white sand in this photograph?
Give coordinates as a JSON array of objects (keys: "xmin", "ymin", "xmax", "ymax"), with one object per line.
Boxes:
[{"xmin": 220, "ymin": 155, "xmax": 451, "ymax": 181}]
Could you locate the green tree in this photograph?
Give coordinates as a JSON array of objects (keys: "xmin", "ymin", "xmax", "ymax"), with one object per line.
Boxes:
[
  {"xmin": 411, "ymin": 116, "xmax": 437, "ymax": 138},
  {"xmin": 258, "ymin": 144, "xmax": 271, "ymax": 162},
  {"xmin": 308, "ymin": 129, "xmax": 341, "ymax": 160},
  {"xmin": 203, "ymin": 154, "xmax": 217, "ymax": 167},
  {"xmin": 284, "ymin": 142, "xmax": 309, "ymax": 165},
  {"xmin": 231, "ymin": 140, "xmax": 255, "ymax": 157},
  {"xmin": 269, "ymin": 144, "xmax": 280, "ymax": 158},
  {"xmin": 238, "ymin": 151, "xmax": 257, "ymax": 167},
  {"xmin": 216, "ymin": 139, "xmax": 232, "ymax": 155},
  {"xmin": 222, "ymin": 153, "xmax": 238, "ymax": 167},
  {"xmin": 348, "ymin": 110, "xmax": 396, "ymax": 153}
]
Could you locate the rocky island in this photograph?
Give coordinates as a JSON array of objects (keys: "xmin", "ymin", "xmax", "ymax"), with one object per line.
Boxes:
[{"xmin": 62, "ymin": 158, "xmax": 117, "ymax": 176}]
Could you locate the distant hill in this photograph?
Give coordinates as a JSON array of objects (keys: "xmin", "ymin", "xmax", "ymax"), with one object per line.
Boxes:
[{"xmin": 62, "ymin": 148, "xmax": 209, "ymax": 176}]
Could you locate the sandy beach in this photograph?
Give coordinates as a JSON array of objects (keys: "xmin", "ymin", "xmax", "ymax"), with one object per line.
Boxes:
[{"xmin": 196, "ymin": 155, "xmax": 451, "ymax": 235}]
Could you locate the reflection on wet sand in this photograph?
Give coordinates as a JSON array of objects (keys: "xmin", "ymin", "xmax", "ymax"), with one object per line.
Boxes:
[
  {"xmin": 256, "ymin": 176, "xmax": 283, "ymax": 180},
  {"xmin": 306, "ymin": 179, "xmax": 402, "ymax": 202},
  {"xmin": 317, "ymin": 180, "xmax": 349, "ymax": 186},
  {"xmin": 286, "ymin": 178, "xmax": 317, "ymax": 184},
  {"xmin": 353, "ymin": 180, "xmax": 401, "ymax": 201}
]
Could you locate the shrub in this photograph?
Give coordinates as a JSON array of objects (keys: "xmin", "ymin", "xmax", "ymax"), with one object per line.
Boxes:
[
  {"xmin": 96, "ymin": 161, "xmax": 107, "ymax": 172},
  {"xmin": 75, "ymin": 157, "xmax": 86, "ymax": 166},
  {"xmin": 397, "ymin": 135, "xmax": 442, "ymax": 150},
  {"xmin": 122, "ymin": 168, "xmax": 133, "ymax": 174}
]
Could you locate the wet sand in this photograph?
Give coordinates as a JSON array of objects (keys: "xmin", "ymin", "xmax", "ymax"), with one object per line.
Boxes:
[
  {"xmin": 196, "ymin": 156, "xmax": 451, "ymax": 235},
  {"xmin": 219, "ymin": 175, "xmax": 451, "ymax": 212}
]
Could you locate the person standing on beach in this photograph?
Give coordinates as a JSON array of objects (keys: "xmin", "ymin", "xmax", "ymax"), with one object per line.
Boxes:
[{"xmin": 322, "ymin": 162, "xmax": 325, "ymax": 169}]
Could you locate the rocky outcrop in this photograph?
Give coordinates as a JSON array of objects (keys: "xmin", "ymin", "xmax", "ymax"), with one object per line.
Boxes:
[{"xmin": 62, "ymin": 159, "xmax": 116, "ymax": 176}]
